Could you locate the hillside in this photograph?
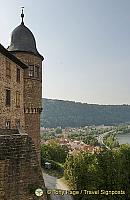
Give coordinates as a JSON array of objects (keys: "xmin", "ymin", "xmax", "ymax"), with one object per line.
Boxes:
[{"xmin": 40, "ymin": 98, "xmax": 130, "ymax": 128}]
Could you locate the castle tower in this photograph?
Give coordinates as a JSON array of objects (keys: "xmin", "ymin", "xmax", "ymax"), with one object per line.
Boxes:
[{"xmin": 8, "ymin": 9, "xmax": 44, "ymax": 159}]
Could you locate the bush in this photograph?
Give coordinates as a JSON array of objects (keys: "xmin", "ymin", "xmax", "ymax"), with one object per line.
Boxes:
[{"xmin": 41, "ymin": 141, "xmax": 69, "ymax": 163}]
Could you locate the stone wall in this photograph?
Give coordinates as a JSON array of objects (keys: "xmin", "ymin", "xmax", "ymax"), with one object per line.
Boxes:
[
  {"xmin": 0, "ymin": 129, "xmax": 47, "ymax": 200},
  {"xmin": 0, "ymin": 53, "xmax": 25, "ymax": 130},
  {"xmin": 14, "ymin": 52, "xmax": 43, "ymax": 160},
  {"xmin": 24, "ymin": 113, "xmax": 41, "ymax": 160}
]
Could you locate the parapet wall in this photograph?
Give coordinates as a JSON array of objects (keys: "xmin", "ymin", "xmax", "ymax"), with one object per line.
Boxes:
[{"xmin": 0, "ymin": 129, "xmax": 47, "ymax": 200}]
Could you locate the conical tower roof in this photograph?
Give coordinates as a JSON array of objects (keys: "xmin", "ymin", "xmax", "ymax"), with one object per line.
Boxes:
[{"xmin": 7, "ymin": 8, "xmax": 43, "ymax": 60}]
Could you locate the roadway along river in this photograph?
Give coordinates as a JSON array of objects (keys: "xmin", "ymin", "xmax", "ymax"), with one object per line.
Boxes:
[{"xmin": 43, "ymin": 173, "xmax": 73, "ymax": 200}]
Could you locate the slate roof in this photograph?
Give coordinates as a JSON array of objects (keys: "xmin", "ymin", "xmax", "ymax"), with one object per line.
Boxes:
[{"xmin": 7, "ymin": 23, "xmax": 43, "ymax": 60}]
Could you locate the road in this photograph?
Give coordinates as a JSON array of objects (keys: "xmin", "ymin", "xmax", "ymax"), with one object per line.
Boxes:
[
  {"xmin": 96, "ymin": 130, "xmax": 113, "ymax": 149},
  {"xmin": 43, "ymin": 173, "xmax": 73, "ymax": 200}
]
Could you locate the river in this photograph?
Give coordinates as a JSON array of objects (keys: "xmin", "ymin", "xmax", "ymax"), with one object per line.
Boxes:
[{"xmin": 117, "ymin": 133, "xmax": 130, "ymax": 144}]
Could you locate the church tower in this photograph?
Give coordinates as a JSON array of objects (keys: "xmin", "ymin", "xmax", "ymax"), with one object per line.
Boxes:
[{"xmin": 8, "ymin": 9, "xmax": 44, "ymax": 159}]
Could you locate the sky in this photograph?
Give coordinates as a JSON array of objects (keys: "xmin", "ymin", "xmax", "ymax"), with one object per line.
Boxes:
[{"xmin": 0, "ymin": 0, "xmax": 130, "ymax": 105}]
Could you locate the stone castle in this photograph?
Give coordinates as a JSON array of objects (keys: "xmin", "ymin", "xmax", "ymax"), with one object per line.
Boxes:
[{"xmin": 0, "ymin": 9, "xmax": 47, "ymax": 199}]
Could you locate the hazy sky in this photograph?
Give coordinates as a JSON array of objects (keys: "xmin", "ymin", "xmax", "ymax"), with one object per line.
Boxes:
[{"xmin": 0, "ymin": 0, "xmax": 130, "ymax": 105}]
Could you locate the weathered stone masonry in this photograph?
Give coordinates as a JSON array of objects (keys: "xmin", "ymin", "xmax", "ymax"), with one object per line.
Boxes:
[
  {"xmin": 14, "ymin": 52, "xmax": 43, "ymax": 158},
  {"xmin": 0, "ymin": 52, "xmax": 25, "ymax": 130},
  {"xmin": 0, "ymin": 130, "xmax": 47, "ymax": 200}
]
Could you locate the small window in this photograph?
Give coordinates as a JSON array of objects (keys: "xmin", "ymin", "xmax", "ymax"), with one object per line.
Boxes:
[
  {"xmin": 6, "ymin": 89, "xmax": 11, "ymax": 106},
  {"xmin": 16, "ymin": 92, "xmax": 20, "ymax": 108},
  {"xmin": 16, "ymin": 68, "xmax": 20, "ymax": 83},
  {"xmin": 35, "ymin": 66, "xmax": 39, "ymax": 78},
  {"xmin": 16, "ymin": 119, "xmax": 20, "ymax": 129},
  {"xmin": 29, "ymin": 65, "xmax": 34, "ymax": 77},
  {"xmin": 5, "ymin": 120, "xmax": 11, "ymax": 129},
  {"xmin": 6, "ymin": 60, "xmax": 11, "ymax": 78}
]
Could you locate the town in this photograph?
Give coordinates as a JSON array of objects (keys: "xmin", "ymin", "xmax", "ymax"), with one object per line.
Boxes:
[{"xmin": 41, "ymin": 124, "xmax": 130, "ymax": 155}]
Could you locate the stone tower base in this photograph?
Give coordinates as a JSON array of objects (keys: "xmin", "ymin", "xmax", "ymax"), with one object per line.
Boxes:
[{"xmin": 0, "ymin": 129, "xmax": 47, "ymax": 200}]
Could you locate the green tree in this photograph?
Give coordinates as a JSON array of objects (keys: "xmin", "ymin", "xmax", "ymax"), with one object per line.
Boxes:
[
  {"xmin": 64, "ymin": 147, "xmax": 130, "ymax": 200},
  {"xmin": 64, "ymin": 152, "xmax": 98, "ymax": 190},
  {"xmin": 83, "ymin": 134, "xmax": 98, "ymax": 146},
  {"xmin": 55, "ymin": 128, "xmax": 62, "ymax": 134},
  {"xmin": 115, "ymin": 144, "xmax": 130, "ymax": 197},
  {"xmin": 41, "ymin": 140, "xmax": 69, "ymax": 164}
]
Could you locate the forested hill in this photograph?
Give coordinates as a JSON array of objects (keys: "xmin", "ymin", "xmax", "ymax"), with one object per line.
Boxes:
[{"xmin": 40, "ymin": 98, "xmax": 130, "ymax": 128}]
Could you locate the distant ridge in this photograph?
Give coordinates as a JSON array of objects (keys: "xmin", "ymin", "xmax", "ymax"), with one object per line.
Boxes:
[{"xmin": 40, "ymin": 98, "xmax": 130, "ymax": 128}]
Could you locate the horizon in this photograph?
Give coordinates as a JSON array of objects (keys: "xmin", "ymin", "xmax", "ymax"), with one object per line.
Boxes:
[
  {"xmin": 43, "ymin": 97, "xmax": 130, "ymax": 106},
  {"xmin": 1, "ymin": 0, "xmax": 130, "ymax": 105}
]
